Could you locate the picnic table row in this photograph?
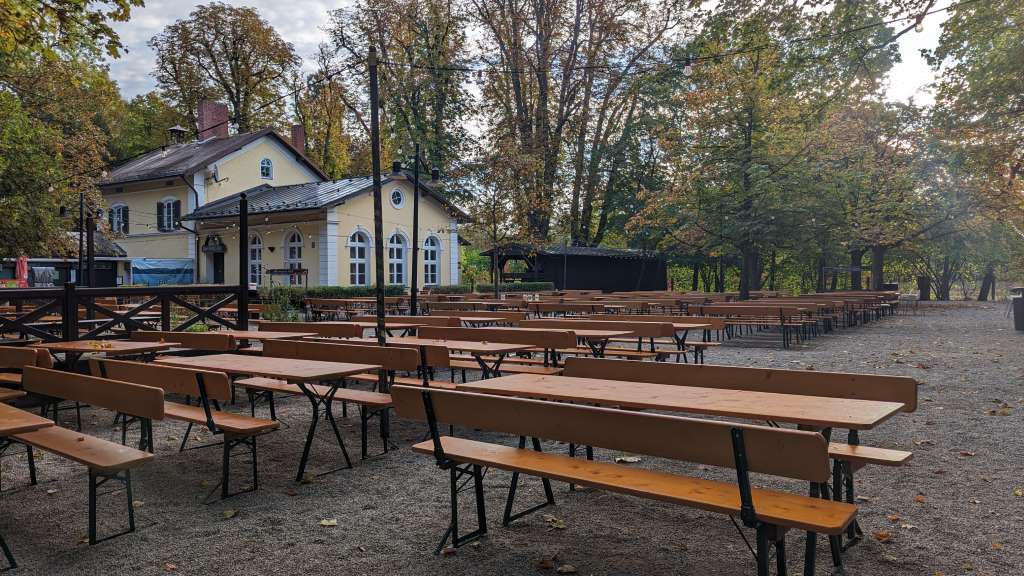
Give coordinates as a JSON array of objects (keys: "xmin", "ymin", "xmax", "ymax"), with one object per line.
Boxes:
[{"xmin": 0, "ymin": 318, "xmax": 914, "ymax": 574}]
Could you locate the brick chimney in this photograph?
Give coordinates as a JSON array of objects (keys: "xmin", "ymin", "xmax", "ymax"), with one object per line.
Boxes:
[
  {"xmin": 290, "ymin": 123, "xmax": 306, "ymax": 154},
  {"xmin": 197, "ymin": 100, "xmax": 229, "ymax": 140}
]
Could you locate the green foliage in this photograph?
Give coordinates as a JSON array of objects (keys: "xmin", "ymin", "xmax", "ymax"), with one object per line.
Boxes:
[
  {"xmin": 476, "ymin": 282, "xmax": 554, "ymax": 293},
  {"xmin": 258, "ymin": 285, "xmax": 407, "ymax": 308},
  {"xmin": 0, "ymin": 0, "xmax": 143, "ymax": 59},
  {"xmin": 425, "ymin": 285, "xmax": 474, "ymax": 294}
]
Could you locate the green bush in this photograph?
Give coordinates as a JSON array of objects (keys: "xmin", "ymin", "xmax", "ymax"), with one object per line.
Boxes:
[
  {"xmin": 476, "ymin": 281, "xmax": 555, "ymax": 293},
  {"xmin": 258, "ymin": 285, "xmax": 407, "ymax": 309},
  {"xmin": 425, "ymin": 284, "xmax": 474, "ymax": 294}
]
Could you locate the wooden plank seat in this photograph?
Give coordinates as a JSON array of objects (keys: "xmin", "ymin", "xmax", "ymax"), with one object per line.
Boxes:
[
  {"xmin": 448, "ymin": 359, "xmax": 564, "ymax": 376},
  {"xmin": 130, "ymin": 330, "xmax": 237, "ymax": 354},
  {"xmin": 89, "ymin": 359, "xmax": 278, "ymax": 499},
  {"xmin": 0, "ymin": 389, "xmax": 25, "ymax": 402},
  {"xmin": 249, "ymin": 339, "xmax": 421, "ymax": 458},
  {"xmin": 11, "ymin": 366, "xmax": 159, "ymax": 544},
  {"xmin": 562, "ymin": 356, "xmax": 914, "ymax": 548},
  {"xmin": 417, "ymin": 326, "xmax": 576, "ymax": 374},
  {"xmin": 392, "ymin": 385, "xmax": 857, "ymax": 574}
]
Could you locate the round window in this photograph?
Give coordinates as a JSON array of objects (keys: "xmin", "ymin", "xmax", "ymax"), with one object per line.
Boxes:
[{"xmin": 390, "ymin": 188, "xmax": 405, "ymax": 208}]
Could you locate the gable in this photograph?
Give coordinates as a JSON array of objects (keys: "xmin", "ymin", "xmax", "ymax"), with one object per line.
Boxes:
[{"xmin": 203, "ymin": 136, "xmax": 322, "ymax": 204}]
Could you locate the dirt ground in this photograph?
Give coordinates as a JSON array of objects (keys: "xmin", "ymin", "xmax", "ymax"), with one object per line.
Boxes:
[{"xmin": 1, "ymin": 302, "xmax": 1021, "ymax": 575}]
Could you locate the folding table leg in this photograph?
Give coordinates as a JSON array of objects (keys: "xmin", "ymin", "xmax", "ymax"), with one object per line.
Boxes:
[{"xmin": 0, "ymin": 532, "xmax": 15, "ymax": 569}]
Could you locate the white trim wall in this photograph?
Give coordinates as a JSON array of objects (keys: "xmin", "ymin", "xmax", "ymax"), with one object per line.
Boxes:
[
  {"xmin": 448, "ymin": 219, "xmax": 460, "ymax": 284},
  {"xmin": 320, "ymin": 208, "xmax": 338, "ymax": 285}
]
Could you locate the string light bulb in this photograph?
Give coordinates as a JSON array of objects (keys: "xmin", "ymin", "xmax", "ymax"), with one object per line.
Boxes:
[
  {"xmin": 682, "ymin": 55, "xmax": 693, "ymax": 77},
  {"xmin": 914, "ymin": 17, "xmax": 924, "ymax": 33}
]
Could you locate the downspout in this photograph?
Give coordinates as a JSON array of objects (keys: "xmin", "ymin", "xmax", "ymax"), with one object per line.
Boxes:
[{"xmin": 179, "ymin": 174, "xmax": 203, "ymax": 283}]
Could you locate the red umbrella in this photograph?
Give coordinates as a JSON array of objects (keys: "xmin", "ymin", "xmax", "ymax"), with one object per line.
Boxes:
[{"xmin": 15, "ymin": 255, "xmax": 28, "ymax": 288}]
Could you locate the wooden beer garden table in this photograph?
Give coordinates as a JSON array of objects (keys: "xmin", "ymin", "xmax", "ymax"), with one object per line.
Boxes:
[
  {"xmin": 31, "ymin": 340, "xmax": 179, "ymax": 371},
  {"xmin": 343, "ymin": 336, "xmax": 533, "ymax": 378},
  {"xmin": 154, "ymin": 354, "xmax": 379, "ymax": 480},
  {"xmin": 457, "ymin": 374, "xmax": 905, "ymax": 430},
  {"xmin": 215, "ymin": 330, "xmax": 316, "ymax": 341}
]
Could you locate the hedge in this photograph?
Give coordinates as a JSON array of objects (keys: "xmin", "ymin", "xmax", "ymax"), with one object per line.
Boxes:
[
  {"xmin": 258, "ymin": 285, "xmax": 407, "ymax": 308},
  {"xmin": 476, "ymin": 281, "xmax": 555, "ymax": 293},
  {"xmin": 424, "ymin": 284, "xmax": 474, "ymax": 294}
]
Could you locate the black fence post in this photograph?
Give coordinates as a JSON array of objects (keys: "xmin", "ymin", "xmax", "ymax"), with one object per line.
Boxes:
[
  {"xmin": 238, "ymin": 193, "xmax": 249, "ymax": 331},
  {"xmin": 62, "ymin": 282, "xmax": 78, "ymax": 342}
]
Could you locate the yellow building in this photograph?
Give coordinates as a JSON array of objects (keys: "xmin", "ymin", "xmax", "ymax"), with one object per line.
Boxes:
[{"xmin": 99, "ymin": 101, "xmax": 467, "ymax": 288}]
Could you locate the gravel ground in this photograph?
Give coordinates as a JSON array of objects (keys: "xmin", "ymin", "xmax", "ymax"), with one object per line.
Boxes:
[{"xmin": 1, "ymin": 302, "xmax": 1022, "ymax": 575}]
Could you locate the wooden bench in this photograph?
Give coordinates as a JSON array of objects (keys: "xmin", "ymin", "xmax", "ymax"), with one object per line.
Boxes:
[
  {"xmin": 352, "ymin": 315, "xmax": 461, "ymax": 327},
  {"xmin": 0, "ymin": 345, "xmax": 46, "ymax": 388},
  {"xmin": 563, "ymin": 357, "xmax": 915, "ymax": 548},
  {"xmin": 427, "ymin": 310, "xmax": 528, "ymax": 324},
  {"xmin": 416, "ymin": 326, "xmax": 574, "ymax": 377},
  {"xmin": 517, "ymin": 319, "xmax": 673, "ymax": 360},
  {"xmin": 90, "ymin": 359, "xmax": 279, "ymax": 498},
  {"xmin": 130, "ymin": 330, "xmax": 237, "ymax": 354},
  {"xmin": 238, "ymin": 339, "xmax": 416, "ymax": 458},
  {"xmin": 257, "ymin": 321, "xmax": 363, "ymax": 338},
  {"xmin": 13, "ymin": 367, "xmax": 158, "ymax": 544},
  {"xmin": 392, "ymin": 384, "xmax": 857, "ymax": 574},
  {"xmin": 594, "ymin": 314, "xmax": 727, "ymax": 363}
]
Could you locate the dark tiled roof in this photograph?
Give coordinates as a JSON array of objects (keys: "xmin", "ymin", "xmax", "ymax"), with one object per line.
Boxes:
[
  {"xmin": 59, "ymin": 232, "xmax": 128, "ymax": 258},
  {"xmin": 99, "ymin": 128, "xmax": 325, "ymax": 186},
  {"xmin": 186, "ymin": 177, "xmax": 376, "ymax": 219},
  {"xmin": 185, "ymin": 174, "xmax": 471, "ymax": 221},
  {"xmin": 481, "ymin": 244, "xmax": 663, "ymax": 260}
]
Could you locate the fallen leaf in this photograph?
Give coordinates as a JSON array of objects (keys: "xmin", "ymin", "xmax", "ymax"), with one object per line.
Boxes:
[
  {"xmin": 968, "ymin": 498, "xmax": 981, "ymax": 504},
  {"xmin": 855, "ymin": 495, "xmax": 874, "ymax": 503},
  {"xmin": 285, "ymin": 489, "xmax": 298, "ymax": 497},
  {"xmin": 900, "ymin": 524, "xmax": 918, "ymax": 530},
  {"xmin": 222, "ymin": 509, "xmax": 236, "ymax": 519},
  {"xmin": 992, "ymin": 542, "xmax": 1003, "ymax": 550},
  {"xmin": 300, "ymin": 473, "xmax": 314, "ymax": 484},
  {"xmin": 1013, "ymin": 488, "xmax": 1023, "ymax": 498},
  {"xmin": 542, "ymin": 514, "xmax": 566, "ymax": 530},
  {"xmin": 914, "ymin": 495, "xmax": 927, "ymax": 504},
  {"xmin": 614, "ymin": 456, "xmax": 642, "ymax": 464},
  {"xmin": 913, "ymin": 439, "xmax": 934, "ymax": 446},
  {"xmin": 959, "ymin": 451, "xmax": 975, "ymax": 457},
  {"xmin": 46, "ymin": 488, "xmax": 58, "ymax": 495},
  {"xmin": 933, "ymin": 469, "xmax": 946, "ymax": 475},
  {"xmin": 319, "ymin": 519, "xmax": 338, "ymax": 527},
  {"xmin": 914, "ymin": 363, "xmax": 931, "ymax": 370},
  {"xmin": 163, "ymin": 563, "xmax": 177, "ymax": 572},
  {"xmin": 357, "ymin": 546, "xmax": 367, "ymax": 553},
  {"xmin": 556, "ymin": 564, "xmax": 578, "ymax": 574},
  {"xmin": 199, "ymin": 479, "xmax": 209, "ymax": 488},
  {"xmin": 132, "ymin": 500, "xmax": 145, "ymax": 508},
  {"xmin": 872, "ymin": 530, "xmax": 893, "ymax": 542},
  {"xmin": 441, "ymin": 547, "xmax": 457, "ymax": 556},
  {"xmin": 886, "ymin": 514, "xmax": 901, "ymax": 522},
  {"xmin": 537, "ymin": 558, "xmax": 556, "ymax": 570}
]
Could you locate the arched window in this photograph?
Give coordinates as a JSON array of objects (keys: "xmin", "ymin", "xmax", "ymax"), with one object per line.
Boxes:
[
  {"xmin": 260, "ymin": 158, "xmax": 273, "ymax": 179},
  {"xmin": 349, "ymin": 231, "xmax": 368, "ymax": 286},
  {"xmin": 423, "ymin": 236, "xmax": 439, "ymax": 286},
  {"xmin": 388, "ymin": 233, "xmax": 406, "ymax": 285},
  {"xmin": 284, "ymin": 231, "xmax": 303, "ymax": 285},
  {"xmin": 108, "ymin": 204, "xmax": 129, "ymax": 234},
  {"xmin": 248, "ymin": 235, "xmax": 263, "ymax": 287},
  {"xmin": 389, "ymin": 188, "xmax": 405, "ymax": 208}
]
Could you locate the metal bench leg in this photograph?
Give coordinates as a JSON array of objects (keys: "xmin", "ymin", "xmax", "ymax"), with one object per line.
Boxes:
[
  {"xmin": 220, "ymin": 434, "xmax": 258, "ymax": 499},
  {"xmin": 0, "ymin": 532, "xmax": 15, "ymax": 570},
  {"xmin": 435, "ymin": 463, "xmax": 487, "ymax": 555},
  {"xmin": 88, "ymin": 468, "xmax": 136, "ymax": 545},
  {"xmin": 502, "ymin": 437, "xmax": 555, "ymax": 526}
]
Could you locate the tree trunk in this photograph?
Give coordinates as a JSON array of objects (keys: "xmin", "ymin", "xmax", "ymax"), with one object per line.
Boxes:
[
  {"xmin": 849, "ymin": 249, "xmax": 864, "ymax": 290},
  {"xmin": 830, "ymin": 270, "xmax": 839, "ymax": 291},
  {"xmin": 739, "ymin": 247, "xmax": 758, "ymax": 300},
  {"xmin": 715, "ymin": 257, "xmax": 725, "ymax": 293},
  {"xmin": 768, "ymin": 249, "xmax": 777, "ymax": 291},
  {"xmin": 815, "ymin": 255, "xmax": 827, "ymax": 293},
  {"xmin": 977, "ymin": 264, "xmax": 995, "ymax": 301},
  {"xmin": 691, "ymin": 256, "xmax": 701, "ymax": 291},
  {"xmin": 869, "ymin": 245, "xmax": 886, "ymax": 290}
]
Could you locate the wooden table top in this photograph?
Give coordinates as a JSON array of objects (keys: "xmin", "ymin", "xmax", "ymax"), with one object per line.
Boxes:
[
  {"xmin": 31, "ymin": 340, "xmax": 178, "ymax": 355},
  {"xmin": 458, "ymin": 374, "xmax": 905, "ymax": 430},
  {"xmin": 219, "ymin": 330, "xmax": 317, "ymax": 340},
  {"xmin": 344, "ymin": 322, "xmax": 426, "ymax": 330},
  {"xmin": 155, "ymin": 353, "xmax": 378, "ymax": 381},
  {"xmin": 0, "ymin": 403, "xmax": 54, "ymax": 436},
  {"xmin": 456, "ymin": 317, "xmax": 504, "ymax": 325},
  {"xmin": 0, "ymin": 389, "xmax": 26, "ymax": 403},
  {"xmin": 343, "ymin": 336, "xmax": 534, "ymax": 355},
  {"xmin": 569, "ymin": 329, "xmax": 633, "ymax": 340}
]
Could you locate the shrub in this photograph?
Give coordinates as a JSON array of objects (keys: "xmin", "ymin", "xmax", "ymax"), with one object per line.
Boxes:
[
  {"xmin": 425, "ymin": 284, "xmax": 474, "ymax": 294},
  {"xmin": 257, "ymin": 285, "xmax": 407, "ymax": 309},
  {"xmin": 475, "ymin": 281, "xmax": 555, "ymax": 293}
]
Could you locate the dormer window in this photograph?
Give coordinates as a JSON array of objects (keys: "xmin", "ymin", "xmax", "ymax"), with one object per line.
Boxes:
[{"xmin": 260, "ymin": 158, "xmax": 273, "ymax": 179}]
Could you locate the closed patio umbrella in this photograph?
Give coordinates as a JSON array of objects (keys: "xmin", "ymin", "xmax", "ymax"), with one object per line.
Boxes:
[{"xmin": 15, "ymin": 256, "xmax": 28, "ymax": 288}]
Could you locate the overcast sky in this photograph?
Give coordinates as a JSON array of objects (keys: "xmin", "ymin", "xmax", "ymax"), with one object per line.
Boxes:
[{"xmin": 107, "ymin": 0, "xmax": 946, "ymax": 106}]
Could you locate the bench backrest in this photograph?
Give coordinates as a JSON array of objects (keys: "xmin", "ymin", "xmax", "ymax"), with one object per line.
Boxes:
[
  {"xmin": 528, "ymin": 302, "xmax": 608, "ymax": 314},
  {"xmin": 594, "ymin": 314, "xmax": 727, "ymax": 330},
  {"xmin": 263, "ymin": 339, "xmax": 419, "ymax": 372},
  {"xmin": 417, "ymin": 326, "xmax": 577, "ymax": 349},
  {"xmin": 0, "ymin": 346, "xmax": 40, "ymax": 370},
  {"xmin": 258, "ymin": 321, "xmax": 363, "ymax": 338},
  {"xmin": 352, "ymin": 315, "xmax": 461, "ymax": 327},
  {"xmin": 518, "ymin": 319, "xmax": 675, "ymax": 338},
  {"xmin": 563, "ymin": 358, "xmax": 918, "ymax": 411},
  {"xmin": 392, "ymin": 385, "xmax": 830, "ymax": 482},
  {"xmin": 89, "ymin": 358, "xmax": 233, "ymax": 402},
  {"xmin": 427, "ymin": 310, "xmax": 528, "ymax": 322},
  {"xmin": 697, "ymin": 305, "xmax": 804, "ymax": 318},
  {"xmin": 23, "ymin": 365, "xmax": 164, "ymax": 420},
  {"xmin": 131, "ymin": 330, "xmax": 236, "ymax": 351}
]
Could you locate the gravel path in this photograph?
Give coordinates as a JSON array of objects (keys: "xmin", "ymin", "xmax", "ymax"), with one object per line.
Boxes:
[{"xmin": 1, "ymin": 303, "xmax": 1021, "ymax": 575}]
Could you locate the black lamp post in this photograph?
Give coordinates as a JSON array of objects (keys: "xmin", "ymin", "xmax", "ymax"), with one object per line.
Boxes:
[
  {"xmin": 410, "ymin": 143, "xmax": 420, "ymax": 316},
  {"xmin": 368, "ymin": 47, "xmax": 386, "ymax": 346}
]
